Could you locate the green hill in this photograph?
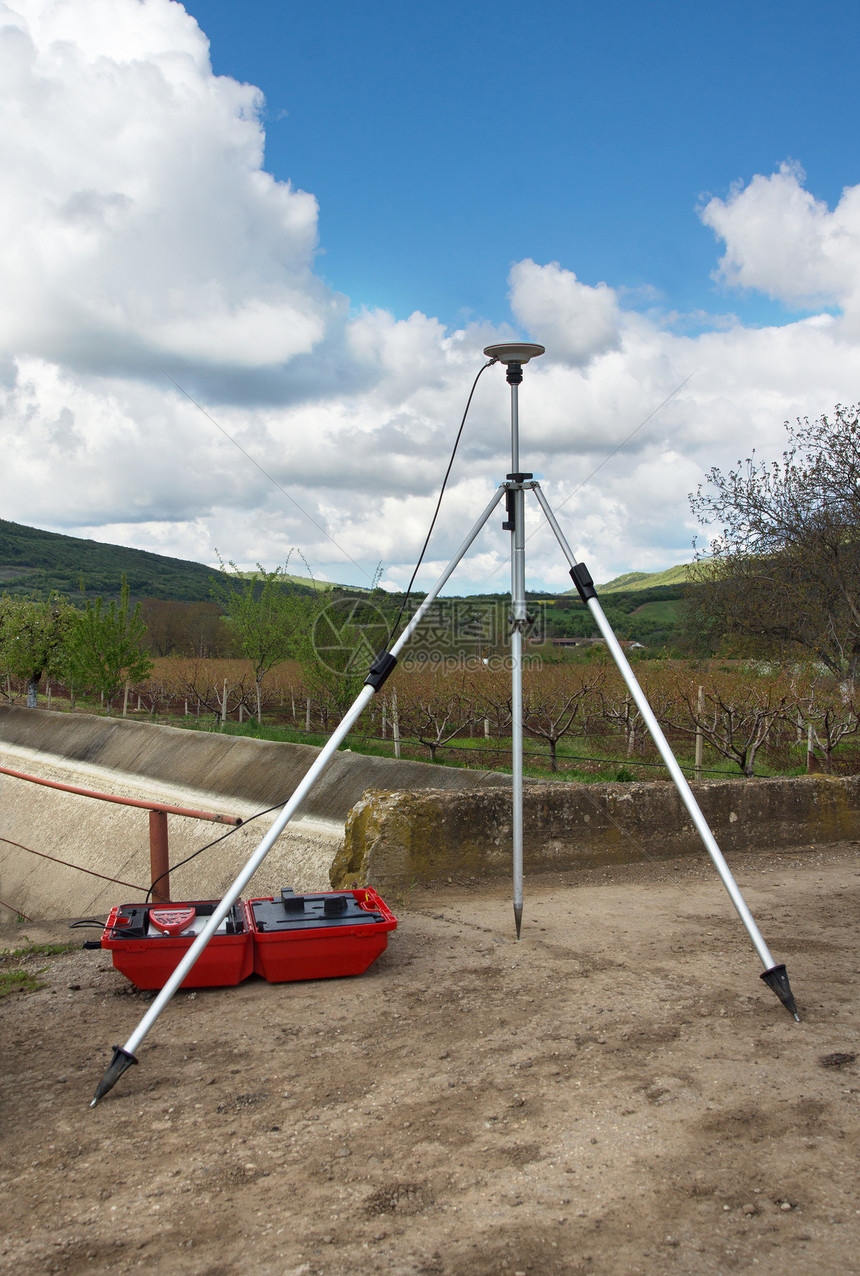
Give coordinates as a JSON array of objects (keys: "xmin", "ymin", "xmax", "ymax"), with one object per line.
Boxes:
[
  {"xmin": 0, "ymin": 519, "xmax": 235, "ymax": 602},
  {"xmin": 551, "ymin": 561, "xmax": 702, "ymax": 648},
  {"xmin": 231, "ymin": 569, "xmax": 367, "ymax": 594},
  {"xmin": 0, "ymin": 520, "xmax": 700, "ymax": 652},
  {"xmin": 598, "ymin": 563, "xmax": 699, "ymax": 592}
]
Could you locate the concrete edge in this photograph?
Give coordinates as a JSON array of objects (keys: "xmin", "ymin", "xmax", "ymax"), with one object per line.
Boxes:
[{"xmin": 330, "ymin": 776, "xmax": 860, "ymax": 890}]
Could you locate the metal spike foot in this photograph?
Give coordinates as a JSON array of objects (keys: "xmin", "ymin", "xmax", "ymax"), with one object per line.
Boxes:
[
  {"xmin": 760, "ymin": 964, "xmax": 800, "ymax": 1021},
  {"xmin": 514, "ymin": 903, "xmax": 523, "ymax": 941},
  {"xmin": 90, "ymin": 1046, "xmax": 138, "ymax": 1107}
]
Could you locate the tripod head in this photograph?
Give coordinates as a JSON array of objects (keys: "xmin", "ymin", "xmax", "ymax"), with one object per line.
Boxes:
[{"xmin": 483, "ymin": 342, "xmax": 545, "ymax": 385}]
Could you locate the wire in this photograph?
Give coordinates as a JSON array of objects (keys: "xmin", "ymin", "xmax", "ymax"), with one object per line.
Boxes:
[
  {"xmin": 163, "ymin": 373, "xmax": 374, "ymax": 583},
  {"xmin": 144, "ymin": 799, "xmax": 287, "ymax": 903},
  {"xmin": 0, "ymin": 836, "xmax": 147, "ymax": 893},
  {"xmin": 141, "ymin": 749, "xmax": 510, "ymax": 906},
  {"xmin": 547, "ymin": 370, "xmax": 696, "ymax": 521},
  {"xmin": 417, "ymin": 741, "xmax": 729, "ymax": 776},
  {"xmin": 575, "ymin": 783, "xmax": 694, "ymax": 896},
  {"xmin": 262, "ymin": 722, "xmax": 731, "ymax": 777},
  {"xmin": 388, "ymin": 358, "xmax": 497, "ymax": 642},
  {"xmin": 478, "ymin": 371, "xmax": 697, "ymax": 589}
]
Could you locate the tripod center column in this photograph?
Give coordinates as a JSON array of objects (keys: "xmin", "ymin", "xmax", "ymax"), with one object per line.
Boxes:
[{"xmin": 507, "ymin": 359, "xmax": 523, "ymax": 474}]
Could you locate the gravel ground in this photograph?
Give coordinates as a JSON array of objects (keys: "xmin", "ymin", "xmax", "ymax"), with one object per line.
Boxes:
[{"xmin": 0, "ymin": 843, "xmax": 858, "ymax": 1275}]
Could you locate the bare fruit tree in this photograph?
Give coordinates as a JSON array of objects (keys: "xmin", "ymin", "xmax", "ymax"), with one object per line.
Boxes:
[
  {"xmin": 399, "ymin": 667, "xmax": 475, "ymax": 763},
  {"xmin": 660, "ymin": 670, "xmax": 794, "ymax": 778},
  {"xmin": 521, "ymin": 665, "xmax": 605, "ymax": 773}
]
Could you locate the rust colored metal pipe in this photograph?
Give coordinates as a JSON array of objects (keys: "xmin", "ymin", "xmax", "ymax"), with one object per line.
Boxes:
[
  {"xmin": 148, "ymin": 810, "xmax": 171, "ymax": 904},
  {"xmin": 0, "ymin": 765, "xmax": 243, "ymax": 825},
  {"xmin": 0, "ymin": 763, "xmax": 244, "ymax": 912}
]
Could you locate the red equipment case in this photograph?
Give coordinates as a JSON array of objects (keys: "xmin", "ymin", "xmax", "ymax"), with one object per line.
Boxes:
[
  {"xmin": 100, "ymin": 900, "xmax": 253, "ymax": 990},
  {"xmin": 248, "ymin": 887, "xmax": 397, "ymax": 982},
  {"xmin": 97, "ymin": 889, "xmax": 397, "ymax": 989}
]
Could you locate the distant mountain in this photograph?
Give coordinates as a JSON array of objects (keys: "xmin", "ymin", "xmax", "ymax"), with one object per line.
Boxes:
[{"xmin": 0, "ymin": 519, "xmax": 235, "ymax": 602}]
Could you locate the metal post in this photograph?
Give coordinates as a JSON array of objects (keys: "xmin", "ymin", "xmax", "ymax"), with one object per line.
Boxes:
[
  {"xmin": 392, "ymin": 691, "xmax": 401, "ymax": 760},
  {"xmin": 695, "ymin": 685, "xmax": 704, "ymax": 781},
  {"xmin": 510, "ymin": 366, "xmax": 520, "ymax": 474},
  {"xmin": 510, "ymin": 480, "xmax": 526, "ymax": 939},
  {"xmin": 508, "ymin": 368, "xmax": 526, "ymax": 938},
  {"xmin": 148, "ymin": 810, "xmax": 170, "ymax": 904},
  {"xmin": 483, "ymin": 342, "xmax": 545, "ymax": 941}
]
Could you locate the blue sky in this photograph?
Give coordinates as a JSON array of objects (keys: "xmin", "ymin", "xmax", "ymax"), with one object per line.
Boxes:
[
  {"xmin": 2, "ymin": 0, "xmax": 860, "ymax": 593},
  {"xmin": 188, "ymin": 0, "xmax": 856, "ymax": 329}
]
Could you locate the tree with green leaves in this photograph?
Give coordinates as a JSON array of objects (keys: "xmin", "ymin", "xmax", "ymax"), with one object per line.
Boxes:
[
  {"xmin": 689, "ymin": 404, "xmax": 860, "ymax": 678},
  {"xmin": 296, "ymin": 589, "xmax": 389, "ymax": 728},
  {"xmin": 65, "ymin": 575, "xmax": 152, "ymax": 710},
  {"xmin": 211, "ymin": 556, "xmax": 320, "ymax": 724},
  {"xmin": 0, "ymin": 593, "xmax": 77, "ymax": 707}
]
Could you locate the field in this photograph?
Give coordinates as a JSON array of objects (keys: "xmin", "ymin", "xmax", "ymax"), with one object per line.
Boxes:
[{"xmin": 13, "ymin": 652, "xmax": 860, "ymax": 783}]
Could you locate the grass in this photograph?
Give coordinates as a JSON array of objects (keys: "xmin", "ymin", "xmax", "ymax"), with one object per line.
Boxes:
[
  {"xmin": 0, "ymin": 941, "xmax": 77, "ymax": 999},
  {"xmin": 629, "ymin": 599, "xmax": 682, "ymax": 624},
  {"xmin": 0, "ymin": 968, "xmax": 47, "ymax": 997},
  {"xmin": 162, "ymin": 715, "xmax": 824, "ymax": 781},
  {"xmin": 0, "ymin": 941, "xmax": 78, "ymax": 958},
  {"xmin": 20, "ymin": 695, "xmax": 849, "ymax": 782},
  {"xmin": 599, "ymin": 563, "xmax": 697, "ymax": 592}
]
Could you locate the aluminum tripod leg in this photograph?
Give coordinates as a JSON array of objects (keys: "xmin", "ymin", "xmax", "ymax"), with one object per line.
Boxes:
[
  {"xmin": 90, "ymin": 486, "xmax": 509, "ymax": 1106},
  {"xmin": 530, "ymin": 483, "xmax": 799, "ymax": 1020}
]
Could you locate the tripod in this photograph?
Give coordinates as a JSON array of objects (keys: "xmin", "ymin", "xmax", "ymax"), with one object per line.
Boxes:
[
  {"xmin": 91, "ymin": 345, "xmax": 799, "ymax": 1105},
  {"xmin": 482, "ymin": 344, "xmax": 797, "ymax": 1009}
]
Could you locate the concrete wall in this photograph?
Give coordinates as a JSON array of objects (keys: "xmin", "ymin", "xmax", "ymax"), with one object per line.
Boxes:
[
  {"xmin": 0, "ymin": 706, "xmax": 510, "ymax": 820},
  {"xmin": 0, "ymin": 742, "xmax": 344, "ymax": 923},
  {"xmin": 330, "ymin": 776, "xmax": 860, "ymax": 890}
]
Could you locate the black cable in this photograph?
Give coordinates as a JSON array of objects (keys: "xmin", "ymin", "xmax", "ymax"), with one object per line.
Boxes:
[
  {"xmin": 419, "ymin": 740, "xmax": 731, "ymax": 777},
  {"xmin": 388, "ymin": 358, "xmax": 496, "ymax": 643},
  {"xmin": 144, "ymin": 800, "xmax": 286, "ymax": 903}
]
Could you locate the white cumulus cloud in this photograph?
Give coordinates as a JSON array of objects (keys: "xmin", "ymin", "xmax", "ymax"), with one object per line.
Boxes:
[
  {"xmin": 0, "ymin": 0, "xmax": 330, "ymax": 376},
  {"xmin": 1, "ymin": 0, "xmax": 860, "ymax": 593},
  {"xmin": 508, "ymin": 259, "xmax": 622, "ymax": 366},
  {"xmin": 700, "ymin": 161, "xmax": 860, "ymax": 323}
]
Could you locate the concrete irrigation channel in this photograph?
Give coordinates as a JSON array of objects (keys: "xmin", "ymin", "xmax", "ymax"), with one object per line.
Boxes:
[
  {"xmin": 0, "ymin": 706, "xmax": 513, "ymax": 921},
  {"xmin": 2, "ymin": 704, "xmax": 860, "ymax": 921}
]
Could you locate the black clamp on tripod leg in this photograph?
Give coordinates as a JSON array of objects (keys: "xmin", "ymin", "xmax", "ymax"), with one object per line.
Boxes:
[
  {"xmin": 570, "ymin": 562, "xmax": 597, "ymax": 602},
  {"xmin": 365, "ymin": 650, "xmax": 398, "ymax": 691}
]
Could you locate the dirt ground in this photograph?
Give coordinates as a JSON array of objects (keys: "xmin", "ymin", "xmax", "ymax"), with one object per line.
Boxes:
[{"xmin": 0, "ymin": 843, "xmax": 858, "ymax": 1276}]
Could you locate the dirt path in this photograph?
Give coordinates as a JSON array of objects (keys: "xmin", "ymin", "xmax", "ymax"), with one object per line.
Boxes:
[{"xmin": 1, "ymin": 844, "xmax": 858, "ymax": 1275}]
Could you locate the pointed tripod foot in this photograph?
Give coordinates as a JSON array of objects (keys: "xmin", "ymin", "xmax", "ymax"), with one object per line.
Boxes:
[
  {"xmin": 90, "ymin": 1046, "xmax": 138, "ymax": 1107},
  {"xmin": 760, "ymin": 964, "xmax": 800, "ymax": 1021},
  {"xmin": 514, "ymin": 903, "xmax": 523, "ymax": 941}
]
